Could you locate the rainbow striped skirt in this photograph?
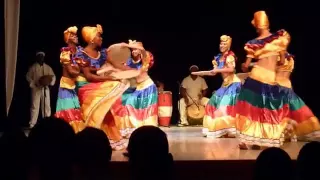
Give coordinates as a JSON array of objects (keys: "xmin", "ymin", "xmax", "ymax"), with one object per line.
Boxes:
[
  {"xmin": 112, "ymin": 77, "xmax": 158, "ymax": 137},
  {"xmin": 277, "ymin": 78, "xmax": 320, "ymax": 141},
  {"xmin": 203, "ymin": 75, "xmax": 241, "ymax": 138},
  {"xmin": 236, "ymin": 66, "xmax": 291, "ymax": 147},
  {"xmin": 55, "ymin": 77, "xmax": 84, "ymax": 133}
]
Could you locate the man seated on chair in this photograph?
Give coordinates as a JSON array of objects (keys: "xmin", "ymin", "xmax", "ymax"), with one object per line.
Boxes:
[{"xmin": 179, "ymin": 65, "xmax": 209, "ymax": 126}]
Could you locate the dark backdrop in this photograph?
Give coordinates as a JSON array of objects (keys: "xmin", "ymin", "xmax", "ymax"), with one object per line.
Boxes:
[{"xmin": 3, "ymin": 0, "xmax": 317, "ymax": 127}]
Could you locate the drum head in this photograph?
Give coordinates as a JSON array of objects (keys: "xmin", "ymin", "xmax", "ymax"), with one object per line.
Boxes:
[{"xmin": 108, "ymin": 44, "xmax": 131, "ymax": 64}]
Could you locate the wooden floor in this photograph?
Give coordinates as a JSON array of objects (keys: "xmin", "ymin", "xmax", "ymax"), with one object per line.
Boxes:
[{"xmin": 111, "ymin": 126, "xmax": 307, "ymax": 161}]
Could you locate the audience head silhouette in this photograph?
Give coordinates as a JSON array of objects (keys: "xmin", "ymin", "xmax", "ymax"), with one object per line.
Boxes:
[
  {"xmin": 27, "ymin": 117, "xmax": 75, "ymax": 180},
  {"xmin": 127, "ymin": 126, "xmax": 173, "ymax": 180},
  {"xmin": 254, "ymin": 147, "xmax": 293, "ymax": 180},
  {"xmin": 0, "ymin": 122, "xmax": 28, "ymax": 179},
  {"xmin": 297, "ymin": 141, "xmax": 320, "ymax": 180},
  {"xmin": 73, "ymin": 127, "xmax": 112, "ymax": 180}
]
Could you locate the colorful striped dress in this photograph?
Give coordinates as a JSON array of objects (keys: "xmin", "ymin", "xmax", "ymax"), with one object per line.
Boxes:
[
  {"xmin": 203, "ymin": 51, "xmax": 241, "ymax": 138},
  {"xmin": 55, "ymin": 47, "xmax": 84, "ymax": 133},
  {"xmin": 276, "ymin": 53, "xmax": 320, "ymax": 141},
  {"xmin": 236, "ymin": 29, "xmax": 291, "ymax": 147},
  {"xmin": 74, "ymin": 48, "xmax": 128, "ymax": 150},
  {"xmin": 112, "ymin": 51, "xmax": 158, "ymax": 137}
]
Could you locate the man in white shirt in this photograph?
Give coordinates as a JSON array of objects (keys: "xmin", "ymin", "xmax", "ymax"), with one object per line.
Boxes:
[
  {"xmin": 26, "ymin": 52, "xmax": 56, "ymax": 128},
  {"xmin": 179, "ymin": 65, "xmax": 209, "ymax": 126}
]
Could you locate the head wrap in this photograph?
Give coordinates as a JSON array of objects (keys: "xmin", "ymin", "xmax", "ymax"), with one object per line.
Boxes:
[
  {"xmin": 63, "ymin": 26, "xmax": 78, "ymax": 43},
  {"xmin": 220, "ymin": 35, "xmax": 232, "ymax": 49},
  {"xmin": 251, "ymin": 11, "xmax": 269, "ymax": 30},
  {"xmin": 189, "ymin": 65, "xmax": 199, "ymax": 71},
  {"xmin": 36, "ymin": 51, "xmax": 45, "ymax": 57},
  {"xmin": 128, "ymin": 39, "xmax": 144, "ymax": 49},
  {"xmin": 81, "ymin": 24, "xmax": 103, "ymax": 43}
]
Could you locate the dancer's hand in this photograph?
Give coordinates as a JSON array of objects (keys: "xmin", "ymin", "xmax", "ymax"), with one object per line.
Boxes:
[{"xmin": 191, "ymin": 71, "xmax": 212, "ymax": 76}]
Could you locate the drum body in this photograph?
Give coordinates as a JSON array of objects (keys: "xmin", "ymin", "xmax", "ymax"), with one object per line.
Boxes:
[
  {"xmin": 158, "ymin": 91, "xmax": 172, "ymax": 126},
  {"xmin": 187, "ymin": 104, "xmax": 205, "ymax": 125}
]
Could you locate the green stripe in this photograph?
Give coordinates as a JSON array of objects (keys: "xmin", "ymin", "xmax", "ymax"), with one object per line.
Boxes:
[
  {"xmin": 123, "ymin": 92, "xmax": 158, "ymax": 109},
  {"xmin": 237, "ymin": 89, "xmax": 287, "ymax": 110},
  {"xmin": 56, "ymin": 97, "xmax": 80, "ymax": 112},
  {"xmin": 208, "ymin": 93, "xmax": 238, "ymax": 109},
  {"xmin": 289, "ymin": 96, "xmax": 306, "ymax": 111}
]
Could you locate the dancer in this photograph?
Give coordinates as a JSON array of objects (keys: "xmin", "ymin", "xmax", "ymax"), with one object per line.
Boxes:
[
  {"xmin": 112, "ymin": 40, "xmax": 158, "ymax": 138},
  {"xmin": 54, "ymin": 26, "xmax": 84, "ymax": 133},
  {"xmin": 236, "ymin": 11, "xmax": 291, "ymax": 149},
  {"xmin": 75, "ymin": 24, "xmax": 140, "ymax": 150},
  {"xmin": 192, "ymin": 35, "xmax": 241, "ymax": 138},
  {"xmin": 276, "ymin": 53, "xmax": 320, "ymax": 141}
]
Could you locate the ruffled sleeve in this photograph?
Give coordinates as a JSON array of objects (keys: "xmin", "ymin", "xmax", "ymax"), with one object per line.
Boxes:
[
  {"xmin": 244, "ymin": 43, "xmax": 255, "ymax": 58},
  {"xmin": 141, "ymin": 51, "xmax": 154, "ymax": 71},
  {"xmin": 212, "ymin": 59, "xmax": 218, "ymax": 69},
  {"xmin": 74, "ymin": 49, "xmax": 90, "ymax": 67},
  {"xmin": 60, "ymin": 47, "xmax": 72, "ymax": 65},
  {"xmin": 225, "ymin": 51, "xmax": 236, "ymax": 68},
  {"xmin": 273, "ymin": 29, "xmax": 291, "ymax": 52}
]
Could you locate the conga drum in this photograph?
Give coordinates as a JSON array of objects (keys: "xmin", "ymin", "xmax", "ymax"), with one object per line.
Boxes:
[
  {"xmin": 187, "ymin": 104, "xmax": 205, "ymax": 125},
  {"xmin": 158, "ymin": 91, "xmax": 172, "ymax": 127}
]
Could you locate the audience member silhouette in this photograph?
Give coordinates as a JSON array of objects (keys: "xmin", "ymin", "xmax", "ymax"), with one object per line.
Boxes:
[
  {"xmin": 253, "ymin": 147, "xmax": 293, "ymax": 180},
  {"xmin": 297, "ymin": 141, "xmax": 320, "ymax": 180},
  {"xmin": 27, "ymin": 117, "xmax": 75, "ymax": 180},
  {"xmin": 0, "ymin": 121, "xmax": 28, "ymax": 180},
  {"xmin": 127, "ymin": 126, "xmax": 174, "ymax": 180},
  {"xmin": 73, "ymin": 127, "xmax": 112, "ymax": 180}
]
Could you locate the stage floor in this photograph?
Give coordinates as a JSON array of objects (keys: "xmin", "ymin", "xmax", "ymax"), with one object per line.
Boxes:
[{"xmin": 111, "ymin": 126, "xmax": 307, "ymax": 161}]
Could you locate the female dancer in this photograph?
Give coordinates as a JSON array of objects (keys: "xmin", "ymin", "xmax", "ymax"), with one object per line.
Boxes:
[
  {"xmin": 54, "ymin": 26, "xmax": 84, "ymax": 133},
  {"xmin": 75, "ymin": 24, "xmax": 139, "ymax": 150},
  {"xmin": 276, "ymin": 53, "xmax": 320, "ymax": 141},
  {"xmin": 112, "ymin": 40, "xmax": 158, "ymax": 138},
  {"xmin": 192, "ymin": 35, "xmax": 241, "ymax": 138},
  {"xmin": 236, "ymin": 11, "xmax": 291, "ymax": 149}
]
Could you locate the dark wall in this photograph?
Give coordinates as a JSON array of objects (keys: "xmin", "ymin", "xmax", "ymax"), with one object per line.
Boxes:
[{"xmin": 5, "ymin": 0, "xmax": 318, "ymax": 126}]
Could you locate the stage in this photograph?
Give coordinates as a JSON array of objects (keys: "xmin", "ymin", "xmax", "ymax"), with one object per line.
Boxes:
[{"xmin": 111, "ymin": 126, "xmax": 306, "ymax": 161}]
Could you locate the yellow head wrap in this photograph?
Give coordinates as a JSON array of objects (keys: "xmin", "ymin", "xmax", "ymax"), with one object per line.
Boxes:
[
  {"xmin": 251, "ymin": 11, "xmax": 269, "ymax": 30},
  {"xmin": 81, "ymin": 24, "xmax": 103, "ymax": 43},
  {"xmin": 220, "ymin": 35, "xmax": 232, "ymax": 49},
  {"xmin": 63, "ymin": 26, "xmax": 78, "ymax": 43}
]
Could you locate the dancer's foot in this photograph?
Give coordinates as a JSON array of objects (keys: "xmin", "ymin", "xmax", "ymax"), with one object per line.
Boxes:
[
  {"xmin": 112, "ymin": 144, "xmax": 126, "ymax": 151},
  {"xmin": 238, "ymin": 143, "xmax": 248, "ymax": 150},
  {"xmin": 178, "ymin": 123, "xmax": 188, "ymax": 127},
  {"xmin": 251, "ymin": 145, "xmax": 261, "ymax": 150}
]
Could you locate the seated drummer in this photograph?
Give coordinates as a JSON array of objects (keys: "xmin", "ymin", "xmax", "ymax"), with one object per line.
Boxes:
[{"xmin": 178, "ymin": 65, "xmax": 209, "ymax": 126}]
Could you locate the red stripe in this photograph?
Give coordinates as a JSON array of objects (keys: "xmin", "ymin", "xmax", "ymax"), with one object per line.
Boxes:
[
  {"xmin": 290, "ymin": 106, "xmax": 316, "ymax": 123},
  {"xmin": 158, "ymin": 93, "xmax": 172, "ymax": 106},
  {"xmin": 54, "ymin": 109, "xmax": 82, "ymax": 122},
  {"xmin": 236, "ymin": 100, "xmax": 290, "ymax": 124},
  {"xmin": 205, "ymin": 104, "xmax": 237, "ymax": 118},
  {"xmin": 78, "ymin": 82, "xmax": 103, "ymax": 104}
]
